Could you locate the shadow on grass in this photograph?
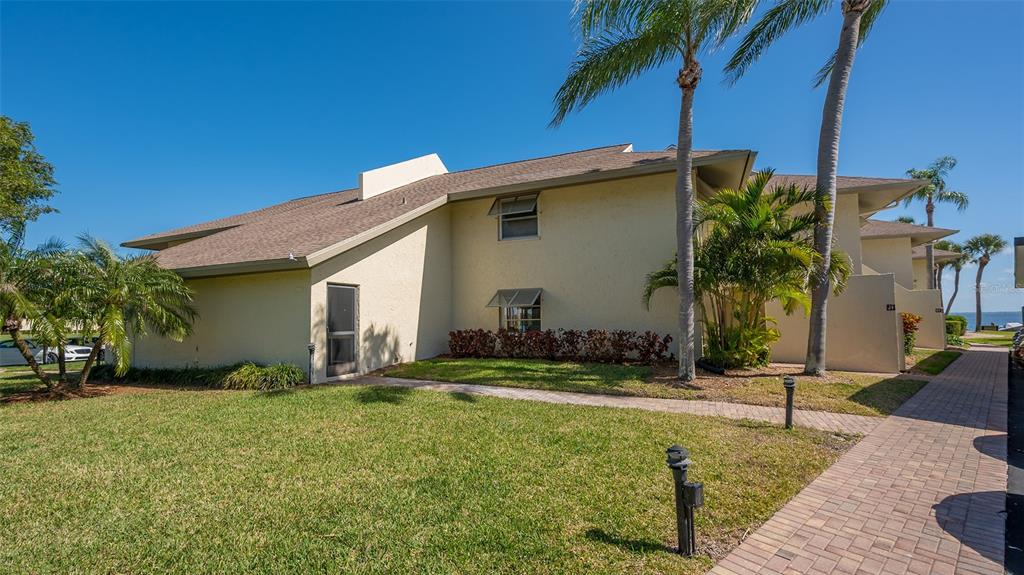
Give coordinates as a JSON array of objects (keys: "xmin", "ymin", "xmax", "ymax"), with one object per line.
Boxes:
[
  {"xmin": 384, "ymin": 359, "xmax": 650, "ymax": 395},
  {"xmin": 355, "ymin": 385, "xmax": 413, "ymax": 405},
  {"xmin": 448, "ymin": 391, "xmax": 477, "ymax": 403},
  {"xmin": 847, "ymin": 377, "xmax": 928, "ymax": 416},
  {"xmin": 584, "ymin": 528, "xmax": 672, "ymax": 554}
]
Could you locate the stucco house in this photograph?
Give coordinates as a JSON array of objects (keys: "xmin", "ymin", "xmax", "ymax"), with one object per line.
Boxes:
[{"xmin": 125, "ymin": 144, "xmax": 938, "ymax": 379}]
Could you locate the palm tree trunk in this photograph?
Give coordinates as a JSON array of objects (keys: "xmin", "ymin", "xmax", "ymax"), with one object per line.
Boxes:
[
  {"xmin": 974, "ymin": 258, "xmax": 987, "ymax": 331},
  {"xmin": 5, "ymin": 326, "xmax": 52, "ymax": 390},
  {"xmin": 78, "ymin": 335, "xmax": 104, "ymax": 388},
  {"xmin": 58, "ymin": 345, "xmax": 66, "ymax": 383},
  {"xmin": 925, "ymin": 201, "xmax": 935, "ymax": 289},
  {"xmin": 945, "ymin": 267, "xmax": 961, "ymax": 315},
  {"xmin": 675, "ymin": 55, "xmax": 701, "ymax": 381},
  {"xmin": 805, "ymin": 2, "xmax": 869, "ymax": 376}
]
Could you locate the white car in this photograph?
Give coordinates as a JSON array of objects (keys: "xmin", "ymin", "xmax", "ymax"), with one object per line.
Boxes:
[{"xmin": 0, "ymin": 339, "xmax": 94, "ymax": 366}]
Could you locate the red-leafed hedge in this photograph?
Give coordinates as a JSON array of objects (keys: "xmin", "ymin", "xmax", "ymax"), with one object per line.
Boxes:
[{"xmin": 447, "ymin": 328, "xmax": 673, "ymax": 365}]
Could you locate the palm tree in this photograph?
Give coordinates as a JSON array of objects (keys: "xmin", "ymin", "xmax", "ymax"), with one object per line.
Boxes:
[
  {"xmin": 725, "ymin": 0, "xmax": 888, "ymax": 375},
  {"xmin": 552, "ymin": 0, "xmax": 757, "ymax": 381},
  {"xmin": 904, "ymin": 156, "xmax": 968, "ymax": 289},
  {"xmin": 962, "ymin": 234, "xmax": 1007, "ymax": 331},
  {"xmin": 0, "ymin": 233, "xmax": 56, "ymax": 389},
  {"xmin": 942, "ymin": 245, "xmax": 969, "ymax": 315},
  {"xmin": 71, "ymin": 236, "xmax": 197, "ymax": 387},
  {"xmin": 643, "ymin": 171, "xmax": 851, "ymax": 367},
  {"xmin": 894, "ymin": 215, "xmax": 915, "ymax": 224},
  {"xmin": 931, "ymin": 239, "xmax": 958, "ymax": 304}
]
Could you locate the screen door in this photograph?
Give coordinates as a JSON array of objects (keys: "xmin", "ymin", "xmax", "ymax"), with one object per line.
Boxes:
[{"xmin": 327, "ymin": 284, "xmax": 357, "ymax": 376}]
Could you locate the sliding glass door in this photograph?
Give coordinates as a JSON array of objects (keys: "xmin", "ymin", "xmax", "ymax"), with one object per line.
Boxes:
[{"xmin": 327, "ymin": 284, "xmax": 357, "ymax": 376}]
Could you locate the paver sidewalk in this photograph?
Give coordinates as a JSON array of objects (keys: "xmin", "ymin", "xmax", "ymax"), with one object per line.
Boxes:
[
  {"xmin": 710, "ymin": 347, "xmax": 1007, "ymax": 575},
  {"xmin": 358, "ymin": 375, "xmax": 880, "ymax": 434}
]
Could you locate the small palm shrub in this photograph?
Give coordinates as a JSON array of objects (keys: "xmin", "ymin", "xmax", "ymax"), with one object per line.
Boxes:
[
  {"xmin": 703, "ymin": 323, "xmax": 779, "ymax": 369},
  {"xmin": 901, "ymin": 312, "xmax": 923, "ymax": 355},
  {"xmin": 92, "ymin": 362, "xmax": 304, "ymax": 390}
]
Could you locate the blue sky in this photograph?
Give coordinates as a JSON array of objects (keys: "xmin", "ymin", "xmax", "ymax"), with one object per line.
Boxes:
[{"xmin": 2, "ymin": 1, "xmax": 1022, "ymax": 312}]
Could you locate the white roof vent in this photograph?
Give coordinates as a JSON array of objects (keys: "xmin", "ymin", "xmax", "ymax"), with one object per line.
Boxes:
[{"xmin": 358, "ymin": 153, "xmax": 447, "ymax": 200}]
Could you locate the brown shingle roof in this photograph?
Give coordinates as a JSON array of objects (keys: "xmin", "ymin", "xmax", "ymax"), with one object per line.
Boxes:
[
  {"xmin": 911, "ymin": 245, "xmax": 962, "ymax": 262},
  {"xmin": 765, "ymin": 174, "xmax": 916, "ymax": 191},
  {"xmin": 860, "ymin": 219, "xmax": 957, "ymax": 240},
  {"xmin": 130, "ymin": 144, "xmax": 745, "ymax": 273}
]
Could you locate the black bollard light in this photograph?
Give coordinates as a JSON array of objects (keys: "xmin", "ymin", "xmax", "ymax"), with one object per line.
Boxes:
[
  {"xmin": 783, "ymin": 376, "xmax": 796, "ymax": 429},
  {"xmin": 666, "ymin": 445, "xmax": 703, "ymax": 556}
]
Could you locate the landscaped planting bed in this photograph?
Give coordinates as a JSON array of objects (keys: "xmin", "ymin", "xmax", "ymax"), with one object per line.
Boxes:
[
  {"xmin": 0, "ymin": 383, "xmax": 854, "ymax": 574},
  {"xmin": 382, "ymin": 358, "xmax": 929, "ymax": 417}
]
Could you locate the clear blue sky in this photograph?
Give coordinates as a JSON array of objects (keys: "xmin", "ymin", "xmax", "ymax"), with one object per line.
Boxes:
[{"xmin": 2, "ymin": 1, "xmax": 1022, "ymax": 312}]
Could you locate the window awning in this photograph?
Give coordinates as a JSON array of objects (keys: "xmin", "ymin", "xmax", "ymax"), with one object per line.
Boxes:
[
  {"xmin": 486, "ymin": 288, "xmax": 542, "ymax": 308},
  {"xmin": 487, "ymin": 194, "xmax": 538, "ymax": 217}
]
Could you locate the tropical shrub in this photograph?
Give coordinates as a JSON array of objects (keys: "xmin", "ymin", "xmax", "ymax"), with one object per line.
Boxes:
[
  {"xmin": 901, "ymin": 312, "xmax": 923, "ymax": 355},
  {"xmin": 947, "ymin": 315, "xmax": 968, "ymax": 336},
  {"xmin": 946, "ymin": 333, "xmax": 965, "ymax": 347},
  {"xmin": 644, "ymin": 170, "xmax": 851, "ymax": 370},
  {"xmin": 91, "ymin": 362, "xmax": 304, "ymax": 390},
  {"xmin": 446, "ymin": 329, "xmax": 672, "ymax": 365}
]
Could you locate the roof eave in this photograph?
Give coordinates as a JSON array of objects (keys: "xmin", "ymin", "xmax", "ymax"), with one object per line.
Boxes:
[{"xmin": 123, "ymin": 226, "xmax": 239, "ymax": 251}]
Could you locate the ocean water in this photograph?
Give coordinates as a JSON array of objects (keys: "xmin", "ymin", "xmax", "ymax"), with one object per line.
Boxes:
[{"xmin": 950, "ymin": 310, "xmax": 1024, "ymax": 330}]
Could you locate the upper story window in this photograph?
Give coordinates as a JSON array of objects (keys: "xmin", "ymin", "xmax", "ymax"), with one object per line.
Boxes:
[{"xmin": 489, "ymin": 194, "xmax": 539, "ymax": 240}]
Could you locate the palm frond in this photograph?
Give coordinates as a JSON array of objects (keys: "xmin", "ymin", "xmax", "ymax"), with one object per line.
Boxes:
[
  {"xmin": 724, "ymin": 0, "xmax": 833, "ymax": 85},
  {"xmin": 811, "ymin": 0, "xmax": 887, "ymax": 87}
]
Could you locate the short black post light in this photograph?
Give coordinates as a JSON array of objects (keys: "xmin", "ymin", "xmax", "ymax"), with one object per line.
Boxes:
[
  {"xmin": 665, "ymin": 444, "xmax": 703, "ymax": 556},
  {"xmin": 783, "ymin": 376, "xmax": 796, "ymax": 429},
  {"xmin": 307, "ymin": 343, "xmax": 316, "ymax": 384}
]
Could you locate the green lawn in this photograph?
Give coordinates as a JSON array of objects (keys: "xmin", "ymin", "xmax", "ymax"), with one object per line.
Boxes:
[
  {"xmin": 908, "ymin": 349, "xmax": 962, "ymax": 375},
  {"xmin": 0, "ymin": 383, "xmax": 854, "ymax": 574},
  {"xmin": 964, "ymin": 331, "xmax": 1015, "ymax": 347},
  {"xmin": 0, "ymin": 361, "xmax": 86, "ymax": 398},
  {"xmin": 382, "ymin": 358, "xmax": 927, "ymax": 417}
]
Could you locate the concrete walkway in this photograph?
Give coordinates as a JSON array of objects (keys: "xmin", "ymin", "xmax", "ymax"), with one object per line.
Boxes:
[
  {"xmin": 710, "ymin": 347, "xmax": 1007, "ymax": 575},
  {"xmin": 358, "ymin": 376, "xmax": 880, "ymax": 435}
]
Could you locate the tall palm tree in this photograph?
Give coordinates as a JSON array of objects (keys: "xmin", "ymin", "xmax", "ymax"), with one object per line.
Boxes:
[
  {"xmin": 725, "ymin": 0, "xmax": 887, "ymax": 375},
  {"xmin": 552, "ymin": 0, "xmax": 757, "ymax": 381},
  {"xmin": 962, "ymin": 234, "xmax": 1007, "ymax": 331},
  {"xmin": 71, "ymin": 236, "xmax": 197, "ymax": 387},
  {"xmin": 943, "ymin": 245, "xmax": 969, "ymax": 315},
  {"xmin": 931, "ymin": 239, "xmax": 958, "ymax": 304},
  {"xmin": 904, "ymin": 156, "xmax": 968, "ymax": 289}
]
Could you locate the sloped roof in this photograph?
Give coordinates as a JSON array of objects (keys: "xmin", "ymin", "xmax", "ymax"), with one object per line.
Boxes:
[
  {"xmin": 126, "ymin": 144, "xmax": 751, "ymax": 275},
  {"xmin": 762, "ymin": 174, "xmax": 928, "ymax": 217},
  {"xmin": 765, "ymin": 174, "xmax": 915, "ymax": 191},
  {"xmin": 861, "ymin": 219, "xmax": 958, "ymax": 246},
  {"xmin": 911, "ymin": 245, "xmax": 962, "ymax": 262}
]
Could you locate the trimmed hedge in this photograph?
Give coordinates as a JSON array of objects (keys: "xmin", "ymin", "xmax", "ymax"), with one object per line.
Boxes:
[
  {"xmin": 947, "ymin": 315, "xmax": 968, "ymax": 336},
  {"xmin": 448, "ymin": 328, "xmax": 673, "ymax": 365},
  {"xmin": 91, "ymin": 362, "xmax": 305, "ymax": 390}
]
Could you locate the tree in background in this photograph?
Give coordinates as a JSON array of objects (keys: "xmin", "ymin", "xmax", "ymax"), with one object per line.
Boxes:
[
  {"xmin": 726, "ymin": 0, "xmax": 888, "ymax": 375},
  {"xmin": 942, "ymin": 244, "xmax": 970, "ymax": 315},
  {"xmin": 962, "ymin": 234, "xmax": 1007, "ymax": 331},
  {"xmin": 894, "ymin": 215, "xmax": 915, "ymax": 224},
  {"xmin": 904, "ymin": 156, "xmax": 968, "ymax": 289},
  {"xmin": 71, "ymin": 236, "xmax": 197, "ymax": 387},
  {"xmin": 931, "ymin": 239, "xmax": 959, "ymax": 305},
  {"xmin": 1, "ymin": 116, "xmax": 57, "ymax": 240},
  {"xmin": 552, "ymin": 0, "xmax": 757, "ymax": 381},
  {"xmin": 643, "ymin": 171, "xmax": 851, "ymax": 368}
]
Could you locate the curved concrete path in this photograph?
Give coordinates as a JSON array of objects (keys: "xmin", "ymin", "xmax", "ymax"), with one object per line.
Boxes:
[
  {"xmin": 357, "ymin": 375, "xmax": 880, "ymax": 435},
  {"xmin": 710, "ymin": 347, "xmax": 1007, "ymax": 575}
]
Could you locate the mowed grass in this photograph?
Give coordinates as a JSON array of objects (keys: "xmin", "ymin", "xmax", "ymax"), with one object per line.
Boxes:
[
  {"xmin": 382, "ymin": 358, "xmax": 927, "ymax": 417},
  {"xmin": 908, "ymin": 349, "xmax": 962, "ymax": 375},
  {"xmin": 0, "ymin": 361, "xmax": 87, "ymax": 397},
  {"xmin": 0, "ymin": 384, "xmax": 854, "ymax": 574},
  {"xmin": 964, "ymin": 331, "xmax": 1016, "ymax": 348}
]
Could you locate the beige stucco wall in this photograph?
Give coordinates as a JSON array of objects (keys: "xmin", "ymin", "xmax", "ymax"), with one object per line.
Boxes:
[
  {"xmin": 835, "ymin": 194, "xmax": 863, "ymax": 274},
  {"xmin": 768, "ymin": 273, "xmax": 903, "ymax": 373},
  {"xmin": 309, "ymin": 205, "xmax": 451, "ymax": 380},
  {"xmin": 862, "ymin": 237, "xmax": 914, "ymax": 288},
  {"xmin": 132, "ymin": 269, "xmax": 312, "ymax": 369},
  {"xmin": 896, "ymin": 286, "xmax": 946, "ymax": 350},
  {"xmin": 451, "ymin": 172, "xmax": 684, "ymax": 346},
  {"xmin": 912, "ymin": 259, "xmax": 929, "ymax": 289}
]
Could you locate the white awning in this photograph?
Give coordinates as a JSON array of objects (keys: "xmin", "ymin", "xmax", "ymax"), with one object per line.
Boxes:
[
  {"xmin": 485, "ymin": 288, "xmax": 542, "ymax": 308},
  {"xmin": 487, "ymin": 194, "xmax": 538, "ymax": 217}
]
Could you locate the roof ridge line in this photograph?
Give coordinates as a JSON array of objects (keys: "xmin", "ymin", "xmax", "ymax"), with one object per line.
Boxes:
[{"xmin": 437, "ymin": 143, "xmax": 632, "ymax": 177}]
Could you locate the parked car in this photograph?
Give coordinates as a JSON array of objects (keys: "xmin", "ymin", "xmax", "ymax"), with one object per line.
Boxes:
[{"xmin": 0, "ymin": 339, "xmax": 94, "ymax": 366}]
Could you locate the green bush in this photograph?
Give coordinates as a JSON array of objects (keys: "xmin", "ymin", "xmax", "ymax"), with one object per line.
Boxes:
[
  {"xmin": 703, "ymin": 323, "xmax": 778, "ymax": 369},
  {"xmin": 945, "ymin": 319, "xmax": 959, "ymax": 335},
  {"xmin": 91, "ymin": 362, "xmax": 305, "ymax": 390},
  {"xmin": 947, "ymin": 315, "xmax": 967, "ymax": 336},
  {"xmin": 946, "ymin": 333, "xmax": 965, "ymax": 346}
]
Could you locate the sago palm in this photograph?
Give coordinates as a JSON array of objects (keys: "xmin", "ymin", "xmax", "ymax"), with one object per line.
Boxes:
[
  {"xmin": 905, "ymin": 156, "xmax": 968, "ymax": 289},
  {"xmin": 71, "ymin": 236, "xmax": 197, "ymax": 386},
  {"xmin": 962, "ymin": 234, "xmax": 1007, "ymax": 331},
  {"xmin": 725, "ymin": 0, "xmax": 888, "ymax": 375},
  {"xmin": 552, "ymin": 0, "xmax": 757, "ymax": 380}
]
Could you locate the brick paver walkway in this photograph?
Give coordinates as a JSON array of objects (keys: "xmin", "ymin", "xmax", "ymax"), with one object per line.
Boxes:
[
  {"xmin": 358, "ymin": 376, "xmax": 880, "ymax": 435},
  {"xmin": 710, "ymin": 347, "xmax": 1007, "ymax": 575}
]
